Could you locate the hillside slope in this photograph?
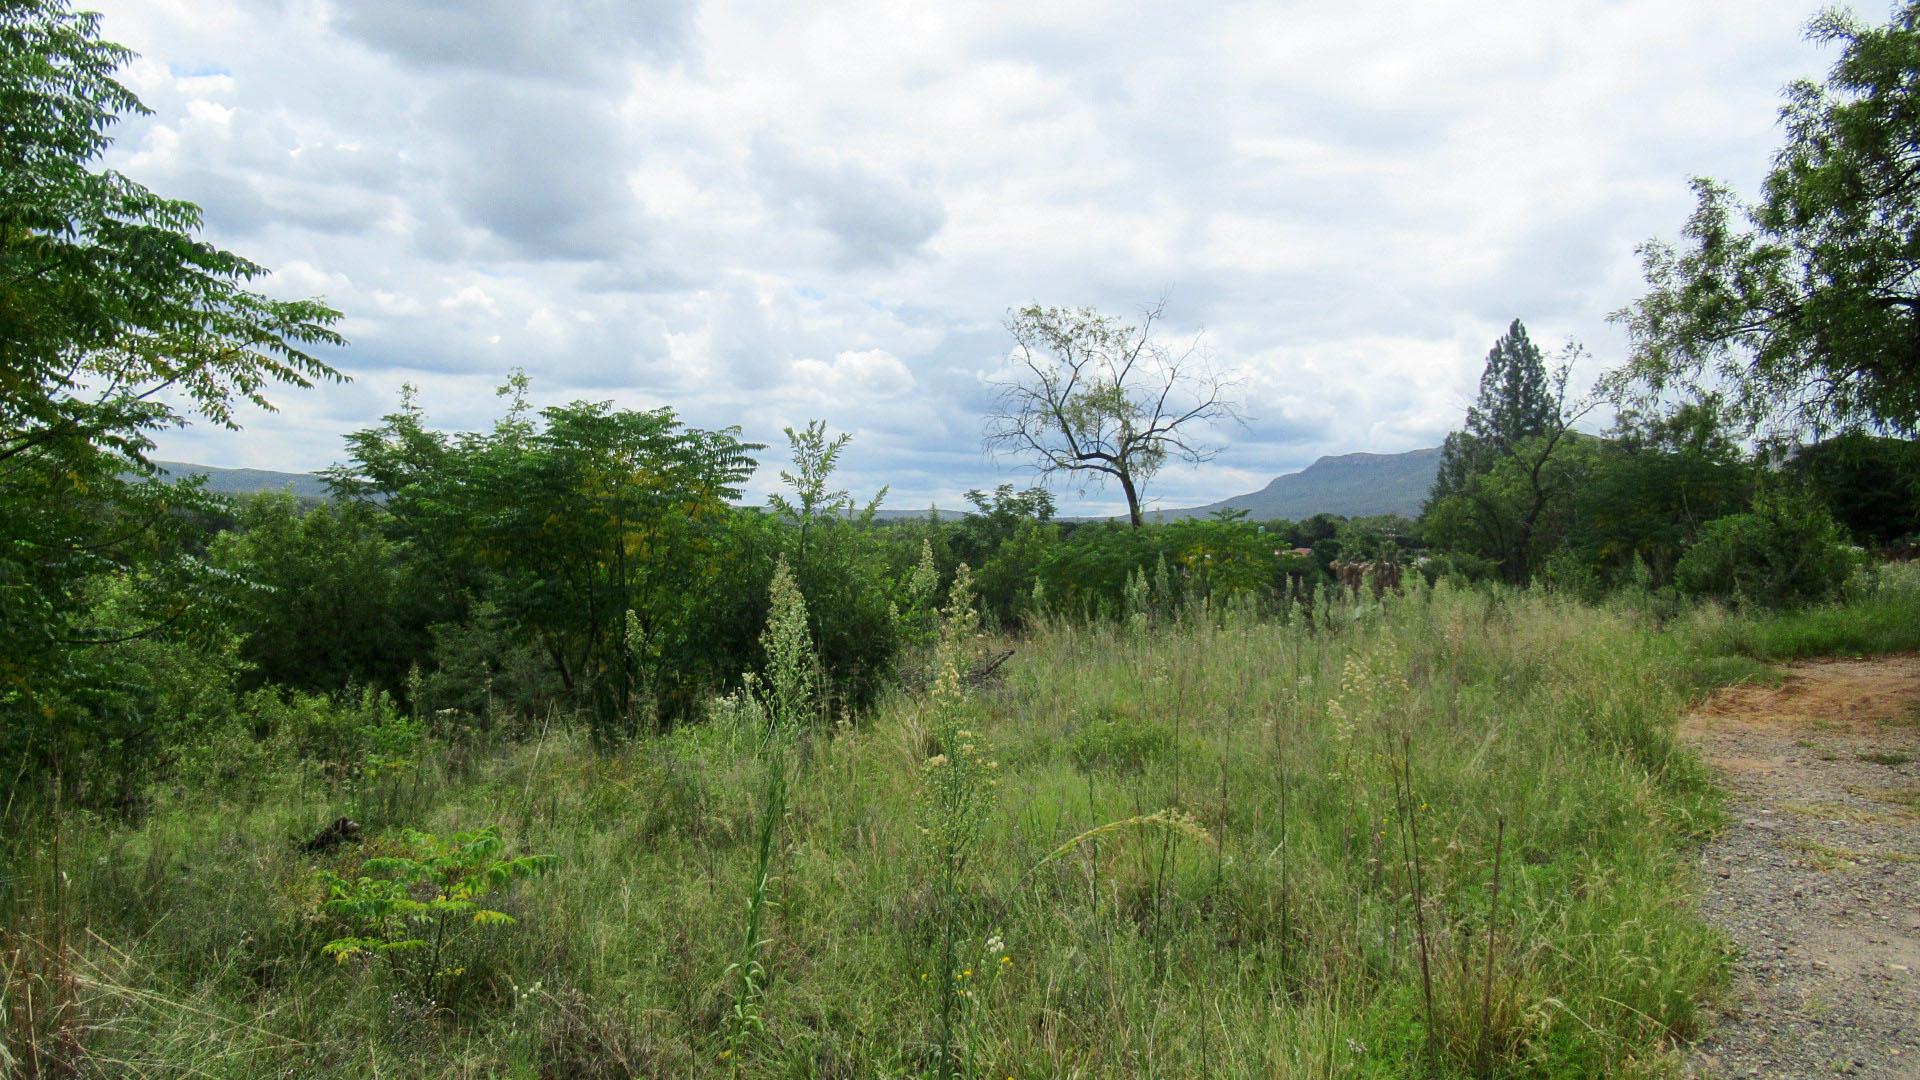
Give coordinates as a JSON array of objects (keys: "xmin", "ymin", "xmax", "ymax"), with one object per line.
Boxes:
[
  {"xmin": 1152, "ymin": 446, "xmax": 1440, "ymax": 521},
  {"xmin": 154, "ymin": 461, "xmax": 333, "ymax": 500}
]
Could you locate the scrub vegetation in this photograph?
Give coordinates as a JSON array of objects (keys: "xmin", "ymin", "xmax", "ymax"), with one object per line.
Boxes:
[
  {"xmin": 8, "ymin": 1, "xmax": 1920, "ymax": 1076},
  {"xmin": 21, "ymin": 572, "xmax": 1920, "ymax": 1077}
]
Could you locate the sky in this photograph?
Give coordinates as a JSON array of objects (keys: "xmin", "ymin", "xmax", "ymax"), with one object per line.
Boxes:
[{"xmin": 94, "ymin": 0, "xmax": 1840, "ymax": 516}]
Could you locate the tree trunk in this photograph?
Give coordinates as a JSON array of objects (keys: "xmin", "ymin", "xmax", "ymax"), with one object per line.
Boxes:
[{"xmin": 1119, "ymin": 470, "xmax": 1144, "ymax": 529}]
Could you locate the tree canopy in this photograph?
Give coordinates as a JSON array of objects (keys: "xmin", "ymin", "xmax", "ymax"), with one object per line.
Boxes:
[
  {"xmin": 332, "ymin": 379, "xmax": 760, "ymax": 736},
  {"xmin": 1611, "ymin": 4, "xmax": 1920, "ymax": 437},
  {"xmin": 1, "ymin": 0, "xmax": 342, "ymax": 804}
]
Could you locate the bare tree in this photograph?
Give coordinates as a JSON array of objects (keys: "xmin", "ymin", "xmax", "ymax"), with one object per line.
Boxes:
[{"xmin": 985, "ymin": 301, "xmax": 1241, "ymax": 528}]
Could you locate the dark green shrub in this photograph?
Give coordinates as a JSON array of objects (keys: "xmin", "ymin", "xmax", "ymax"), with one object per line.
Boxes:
[
  {"xmin": 1038, "ymin": 520, "xmax": 1284, "ymax": 618},
  {"xmin": 1540, "ymin": 549, "xmax": 1605, "ymax": 603},
  {"xmin": 1038, "ymin": 525, "xmax": 1172, "ymax": 617},
  {"xmin": 1674, "ymin": 490, "xmax": 1862, "ymax": 607},
  {"xmin": 209, "ymin": 493, "xmax": 441, "ymax": 695},
  {"xmin": 1782, "ymin": 432, "xmax": 1920, "ymax": 546},
  {"xmin": 419, "ymin": 599, "xmax": 561, "ymax": 733},
  {"xmin": 1419, "ymin": 551, "xmax": 1499, "ymax": 586},
  {"xmin": 67, "ymin": 575, "xmax": 251, "ymax": 810},
  {"xmin": 947, "ymin": 485, "xmax": 1057, "ymax": 628}
]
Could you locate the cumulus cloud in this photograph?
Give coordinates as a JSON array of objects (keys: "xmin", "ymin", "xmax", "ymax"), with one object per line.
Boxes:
[
  {"xmin": 789, "ymin": 349, "xmax": 917, "ymax": 403},
  {"xmin": 92, "ymin": 0, "xmax": 1833, "ymax": 513}
]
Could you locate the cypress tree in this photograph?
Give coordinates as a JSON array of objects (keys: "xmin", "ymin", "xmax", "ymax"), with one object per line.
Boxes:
[
  {"xmin": 1427, "ymin": 319, "xmax": 1554, "ymax": 506},
  {"xmin": 1469, "ymin": 320, "xmax": 1554, "ymax": 451}
]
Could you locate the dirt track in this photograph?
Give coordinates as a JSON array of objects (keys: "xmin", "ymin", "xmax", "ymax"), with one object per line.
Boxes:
[{"xmin": 1685, "ymin": 655, "xmax": 1920, "ymax": 1078}]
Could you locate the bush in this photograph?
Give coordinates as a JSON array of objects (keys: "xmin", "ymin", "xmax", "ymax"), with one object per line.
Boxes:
[
  {"xmin": 72, "ymin": 575, "xmax": 251, "ymax": 811},
  {"xmin": 1674, "ymin": 490, "xmax": 1862, "ymax": 607},
  {"xmin": 1540, "ymin": 549, "xmax": 1605, "ymax": 603},
  {"xmin": 246, "ymin": 686, "xmax": 422, "ymax": 783},
  {"xmin": 1418, "ymin": 551, "xmax": 1498, "ymax": 586},
  {"xmin": 209, "ymin": 493, "xmax": 441, "ymax": 695},
  {"xmin": 1686, "ymin": 561, "xmax": 1920, "ymax": 659},
  {"xmin": 418, "ymin": 600, "xmax": 561, "ymax": 734},
  {"xmin": 946, "ymin": 485, "xmax": 1058, "ymax": 628},
  {"xmin": 1781, "ymin": 432, "xmax": 1920, "ymax": 546},
  {"xmin": 1038, "ymin": 525, "xmax": 1171, "ymax": 617},
  {"xmin": 1038, "ymin": 520, "xmax": 1283, "ymax": 619}
]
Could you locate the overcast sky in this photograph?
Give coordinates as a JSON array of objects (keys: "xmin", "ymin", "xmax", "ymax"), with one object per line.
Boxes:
[{"xmin": 97, "ymin": 0, "xmax": 1838, "ymax": 515}]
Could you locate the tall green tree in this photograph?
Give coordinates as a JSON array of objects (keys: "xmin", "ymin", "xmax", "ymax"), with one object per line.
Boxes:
[
  {"xmin": 1611, "ymin": 4, "xmax": 1920, "ymax": 436},
  {"xmin": 1424, "ymin": 336, "xmax": 1593, "ymax": 584},
  {"xmin": 1, "ymin": 0, "xmax": 341, "ymax": 807},
  {"xmin": 1429, "ymin": 319, "xmax": 1554, "ymax": 505}
]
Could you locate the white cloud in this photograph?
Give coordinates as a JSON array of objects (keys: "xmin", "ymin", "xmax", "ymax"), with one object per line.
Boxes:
[
  {"xmin": 92, "ymin": 0, "xmax": 1833, "ymax": 514},
  {"xmin": 790, "ymin": 349, "xmax": 917, "ymax": 402}
]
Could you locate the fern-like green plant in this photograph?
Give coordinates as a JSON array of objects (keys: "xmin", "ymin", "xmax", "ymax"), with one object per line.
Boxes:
[{"xmin": 317, "ymin": 825, "xmax": 557, "ymax": 1005}]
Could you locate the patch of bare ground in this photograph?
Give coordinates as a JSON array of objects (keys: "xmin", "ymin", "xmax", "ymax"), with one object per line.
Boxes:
[{"xmin": 1685, "ymin": 655, "xmax": 1920, "ymax": 1078}]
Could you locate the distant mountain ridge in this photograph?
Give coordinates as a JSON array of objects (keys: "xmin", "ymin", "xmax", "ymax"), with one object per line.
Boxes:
[
  {"xmin": 153, "ymin": 447, "xmax": 1443, "ymax": 522},
  {"xmin": 155, "ymin": 461, "xmax": 333, "ymax": 500},
  {"xmin": 1149, "ymin": 447, "xmax": 1441, "ymax": 522}
]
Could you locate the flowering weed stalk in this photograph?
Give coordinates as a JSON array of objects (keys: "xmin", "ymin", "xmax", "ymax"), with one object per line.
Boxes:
[
  {"xmin": 917, "ymin": 565, "xmax": 998, "ymax": 1077},
  {"xmin": 896, "ymin": 538, "xmax": 942, "ymax": 650},
  {"xmin": 723, "ymin": 559, "xmax": 817, "ymax": 1071}
]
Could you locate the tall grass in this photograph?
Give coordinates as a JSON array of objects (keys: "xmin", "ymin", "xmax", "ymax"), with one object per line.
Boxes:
[
  {"xmin": 1680, "ymin": 561, "xmax": 1920, "ymax": 662},
  {"xmin": 4, "ymin": 578, "xmax": 1741, "ymax": 1077}
]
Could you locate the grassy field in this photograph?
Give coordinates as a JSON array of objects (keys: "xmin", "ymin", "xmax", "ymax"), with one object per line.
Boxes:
[{"xmin": 8, "ymin": 571, "xmax": 1917, "ymax": 1078}]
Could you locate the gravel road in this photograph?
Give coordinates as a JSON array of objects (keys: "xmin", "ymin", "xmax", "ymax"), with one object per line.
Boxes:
[{"xmin": 1685, "ymin": 656, "xmax": 1920, "ymax": 1079}]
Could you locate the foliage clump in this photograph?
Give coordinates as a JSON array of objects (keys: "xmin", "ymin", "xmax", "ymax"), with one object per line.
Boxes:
[
  {"xmin": 1, "ymin": 0, "xmax": 341, "ymax": 814},
  {"xmin": 1612, "ymin": 2, "xmax": 1920, "ymax": 437},
  {"xmin": 1674, "ymin": 489, "xmax": 1863, "ymax": 607}
]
